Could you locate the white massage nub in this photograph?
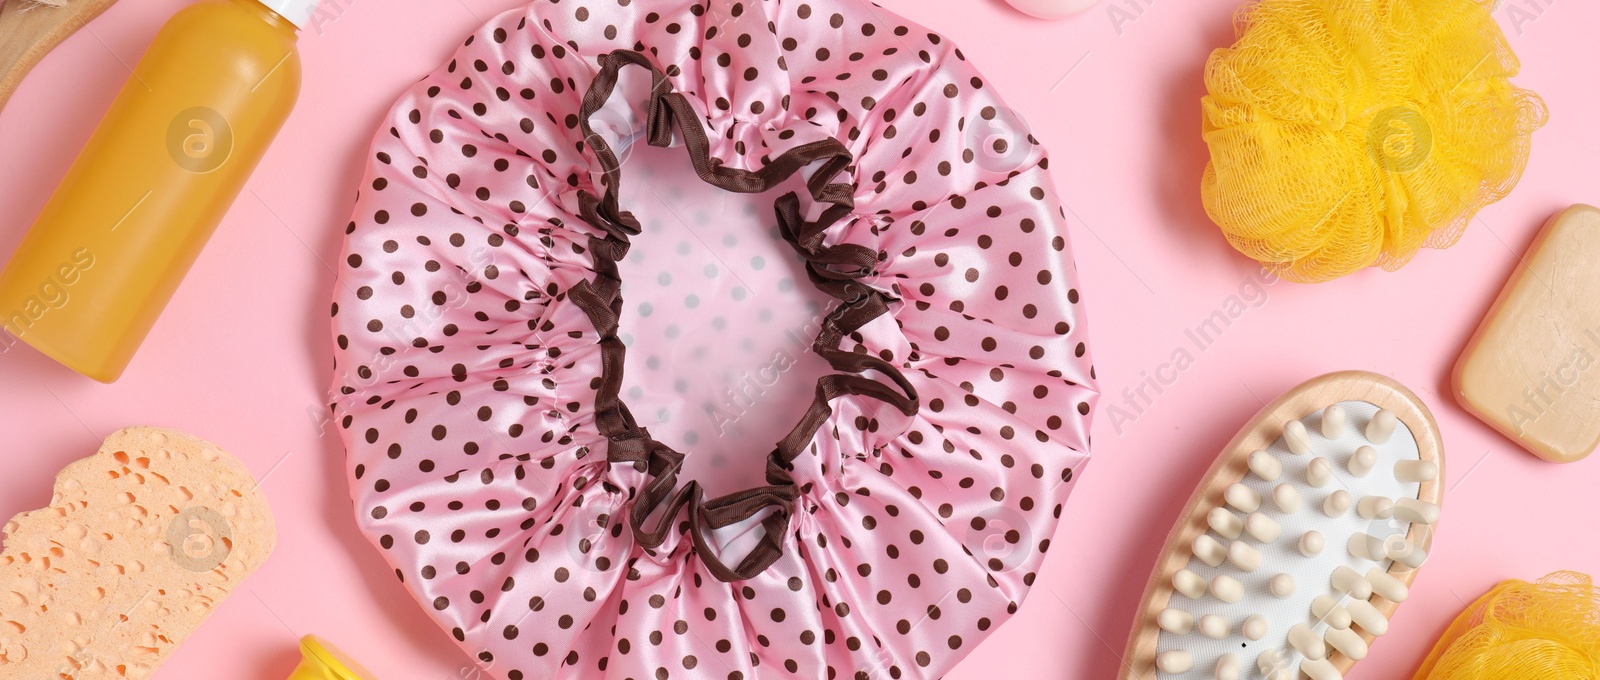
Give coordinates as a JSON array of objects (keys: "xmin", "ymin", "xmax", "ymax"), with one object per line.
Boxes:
[
  {"xmin": 1198, "ymin": 614, "xmax": 1229, "ymax": 639},
  {"xmin": 1269, "ymin": 573, "xmax": 1295, "ymax": 598},
  {"xmin": 1288, "ymin": 623, "xmax": 1326, "ymax": 660},
  {"xmin": 1299, "ymin": 530, "xmax": 1325, "ymax": 557},
  {"xmin": 1307, "ymin": 458, "xmax": 1333, "ymax": 488},
  {"xmin": 1241, "ymin": 614, "xmax": 1268, "ymax": 641},
  {"xmin": 1395, "ymin": 460, "xmax": 1438, "ymax": 483},
  {"xmin": 1349, "ymin": 445, "xmax": 1377, "ymax": 477},
  {"xmin": 1284, "ymin": 419, "xmax": 1312, "ymax": 455},
  {"xmin": 1174, "ymin": 569, "xmax": 1207, "ymax": 599},
  {"xmin": 1386, "ymin": 537, "xmax": 1429, "ymax": 568},
  {"xmin": 1158, "ymin": 608, "xmax": 1194, "ymax": 634},
  {"xmin": 1215, "ymin": 653, "xmax": 1240, "ymax": 680},
  {"xmin": 1322, "ymin": 404, "xmax": 1346, "ymax": 438},
  {"xmin": 1325, "ymin": 626, "xmax": 1370, "ymax": 660},
  {"xmin": 1248, "ymin": 450, "xmax": 1282, "ymax": 481},
  {"xmin": 1332, "ymin": 566, "xmax": 1374, "ymax": 599},
  {"xmin": 1348, "ymin": 532, "xmax": 1386, "ymax": 561},
  {"xmin": 1273, "ymin": 484, "xmax": 1302, "ymax": 514},
  {"xmin": 1157, "ymin": 650, "xmax": 1194, "ymax": 673},
  {"xmin": 1211, "ymin": 575, "xmax": 1244, "ymax": 603},
  {"xmin": 1244, "ymin": 512, "xmax": 1280, "ymax": 542},
  {"xmin": 1366, "ymin": 409, "xmax": 1397, "ymax": 444},
  {"xmin": 1301, "ymin": 657, "xmax": 1344, "ymax": 680},
  {"xmin": 1323, "ymin": 489, "xmax": 1353, "ymax": 517},
  {"xmin": 1224, "ymin": 483, "xmax": 1261, "ymax": 513},
  {"xmin": 1257, "ymin": 649, "xmax": 1285, "ymax": 675},
  {"xmin": 1194, "ymin": 534, "xmax": 1227, "ymax": 567},
  {"xmin": 1347, "ymin": 598, "xmax": 1390, "ymax": 635},
  {"xmin": 1311, "ymin": 595, "xmax": 1353, "ymax": 629},
  {"xmin": 1357, "ymin": 495, "xmax": 1394, "ymax": 520},
  {"xmin": 1227, "ymin": 540, "xmax": 1263, "ymax": 572},
  {"xmin": 1394, "ymin": 498, "xmax": 1441, "ymax": 524},
  {"xmin": 1367, "ymin": 568, "xmax": 1410, "ymax": 602},
  {"xmin": 1208, "ymin": 507, "xmax": 1244, "ymax": 540}
]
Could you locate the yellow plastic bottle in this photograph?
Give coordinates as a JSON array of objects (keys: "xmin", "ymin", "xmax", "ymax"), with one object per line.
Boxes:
[
  {"xmin": 0, "ymin": 0, "xmax": 316, "ymax": 382},
  {"xmin": 288, "ymin": 635, "xmax": 376, "ymax": 680}
]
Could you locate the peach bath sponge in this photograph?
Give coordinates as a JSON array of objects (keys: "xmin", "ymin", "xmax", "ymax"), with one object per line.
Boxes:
[{"xmin": 1200, "ymin": 0, "xmax": 1547, "ymax": 283}]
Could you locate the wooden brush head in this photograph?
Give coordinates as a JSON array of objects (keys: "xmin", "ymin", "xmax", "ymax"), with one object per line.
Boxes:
[
  {"xmin": 0, "ymin": 0, "xmax": 122, "ymax": 112},
  {"xmin": 1120, "ymin": 371, "xmax": 1445, "ymax": 679}
]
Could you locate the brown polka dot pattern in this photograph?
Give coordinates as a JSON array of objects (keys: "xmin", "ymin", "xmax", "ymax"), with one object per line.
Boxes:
[{"xmin": 329, "ymin": 0, "xmax": 1098, "ymax": 678}]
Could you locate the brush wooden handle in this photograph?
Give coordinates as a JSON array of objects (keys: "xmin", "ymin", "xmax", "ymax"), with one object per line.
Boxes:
[{"xmin": 0, "ymin": 0, "xmax": 122, "ymax": 111}]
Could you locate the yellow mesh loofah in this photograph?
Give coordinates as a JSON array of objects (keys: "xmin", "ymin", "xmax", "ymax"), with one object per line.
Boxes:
[
  {"xmin": 1414, "ymin": 571, "xmax": 1600, "ymax": 680},
  {"xmin": 1201, "ymin": 0, "xmax": 1547, "ymax": 283}
]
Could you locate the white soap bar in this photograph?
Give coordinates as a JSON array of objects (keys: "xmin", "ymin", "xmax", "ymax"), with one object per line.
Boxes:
[
  {"xmin": 1003, "ymin": 0, "xmax": 1102, "ymax": 20},
  {"xmin": 1454, "ymin": 204, "xmax": 1600, "ymax": 464}
]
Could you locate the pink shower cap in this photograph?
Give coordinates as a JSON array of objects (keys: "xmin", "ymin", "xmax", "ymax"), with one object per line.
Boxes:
[{"xmin": 330, "ymin": 1, "xmax": 1097, "ymax": 678}]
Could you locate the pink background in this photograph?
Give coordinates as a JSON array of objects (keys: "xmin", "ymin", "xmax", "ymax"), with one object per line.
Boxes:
[{"xmin": 2, "ymin": 0, "xmax": 1596, "ymax": 678}]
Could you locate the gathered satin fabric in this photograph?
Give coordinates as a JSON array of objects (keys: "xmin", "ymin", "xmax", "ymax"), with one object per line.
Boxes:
[{"xmin": 329, "ymin": 0, "xmax": 1099, "ymax": 678}]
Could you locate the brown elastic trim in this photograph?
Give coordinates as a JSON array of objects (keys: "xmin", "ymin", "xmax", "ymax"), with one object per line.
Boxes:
[{"xmin": 566, "ymin": 49, "xmax": 918, "ymax": 582}]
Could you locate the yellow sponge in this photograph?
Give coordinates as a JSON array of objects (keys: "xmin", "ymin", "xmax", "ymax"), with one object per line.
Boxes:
[
  {"xmin": 1202, "ymin": 0, "xmax": 1546, "ymax": 282},
  {"xmin": 1415, "ymin": 571, "xmax": 1600, "ymax": 679}
]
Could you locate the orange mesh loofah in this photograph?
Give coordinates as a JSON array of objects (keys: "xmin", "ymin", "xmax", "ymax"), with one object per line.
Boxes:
[
  {"xmin": 1201, "ymin": 0, "xmax": 1547, "ymax": 283},
  {"xmin": 1414, "ymin": 571, "xmax": 1600, "ymax": 680}
]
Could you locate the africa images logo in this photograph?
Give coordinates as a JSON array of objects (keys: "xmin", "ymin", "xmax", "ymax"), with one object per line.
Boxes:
[
  {"xmin": 0, "ymin": 249, "xmax": 96, "ymax": 353},
  {"xmin": 167, "ymin": 107, "xmax": 234, "ymax": 174}
]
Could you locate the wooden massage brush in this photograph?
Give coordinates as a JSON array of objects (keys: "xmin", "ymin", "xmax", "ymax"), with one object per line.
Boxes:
[
  {"xmin": 1120, "ymin": 371, "xmax": 1444, "ymax": 679},
  {"xmin": 0, "ymin": 0, "xmax": 122, "ymax": 111}
]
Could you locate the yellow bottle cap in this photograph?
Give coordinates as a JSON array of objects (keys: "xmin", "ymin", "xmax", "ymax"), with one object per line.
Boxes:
[{"xmin": 288, "ymin": 635, "xmax": 376, "ymax": 680}]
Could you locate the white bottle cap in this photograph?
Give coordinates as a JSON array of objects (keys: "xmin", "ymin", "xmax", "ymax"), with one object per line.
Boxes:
[{"xmin": 258, "ymin": 0, "xmax": 321, "ymax": 29}]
